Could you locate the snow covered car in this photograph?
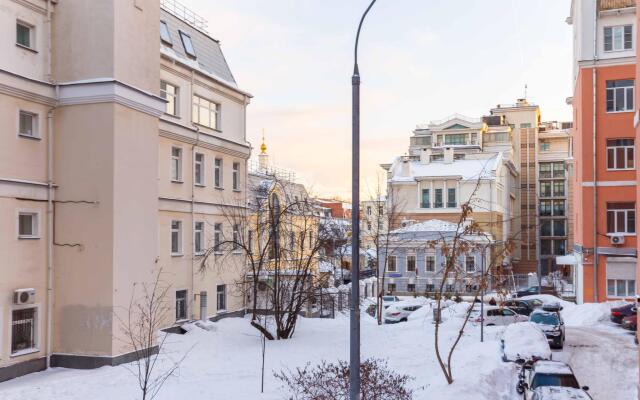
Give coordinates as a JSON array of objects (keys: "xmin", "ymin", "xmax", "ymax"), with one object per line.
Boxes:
[
  {"xmin": 529, "ymin": 309, "xmax": 565, "ymax": 349},
  {"xmin": 530, "ymin": 387, "xmax": 593, "ymax": 400},
  {"xmin": 517, "ymin": 360, "xmax": 589, "ymax": 400},
  {"xmin": 384, "ymin": 303, "xmax": 423, "ymax": 323},
  {"xmin": 382, "ymin": 295, "xmax": 401, "ymax": 309},
  {"xmin": 501, "ymin": 322, "xmax": 552, "ymax": 362},
  {"xmin": 470, "ymin": 305, "xmax": 529, "ymax": 326}
]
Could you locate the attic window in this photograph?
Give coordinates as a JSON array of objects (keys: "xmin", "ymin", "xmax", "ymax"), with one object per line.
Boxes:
[
  {"xmin": 179, "ymin": 30, "xmax": 196, "ymax": 58},
  {"xmin": 160, "ymin": 21, "xmax": 172, "ymax": 45}
]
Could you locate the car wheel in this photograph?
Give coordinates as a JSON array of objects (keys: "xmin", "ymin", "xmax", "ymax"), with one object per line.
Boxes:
[
  {"xmin": 487, "ymin": 323, "xmax": 495, "ymax": 326},
  {"xmin": 401, "ymin": 318, "xmax": 408, "ymax": 322}
]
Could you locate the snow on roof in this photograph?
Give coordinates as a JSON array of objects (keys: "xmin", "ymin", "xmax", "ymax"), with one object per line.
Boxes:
[
  {"xmin": 502, "ymin": 322, "xmax": 551, "ymax": 362},
  {"xmin": 533, "ymin": 360, "xmax": 573, "ymax": 375},
  {"xmin": 392, "ymin": 219, "xmax": 459, "ymax": 234},
  {"xmin": 533, "ymin": 387, "xmax": 591, "ymax": 400},
  {"xmin": 389, "ymin": 153, "xmax": 501, "ymax": 183}
]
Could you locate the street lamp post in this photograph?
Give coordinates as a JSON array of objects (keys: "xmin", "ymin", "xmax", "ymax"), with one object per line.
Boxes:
[{"xmin": 350, "ymin": 1, "xmax": 377, "ymax": 399}]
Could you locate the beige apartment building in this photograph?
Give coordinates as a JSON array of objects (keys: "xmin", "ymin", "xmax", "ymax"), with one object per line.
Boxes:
[{"xmin": 0, "ymin": 0, "xmax": 251, "ymax": 381}]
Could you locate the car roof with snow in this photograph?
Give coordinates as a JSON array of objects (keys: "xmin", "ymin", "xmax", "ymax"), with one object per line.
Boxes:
[
  {"xmin": 502, "ymin": 322, "xmax": 551, "ymax": 362},
  {"xmin": 533, "ymin": 360, "xmax": 573, "ymax": 375},
  {"xmin": 533, "ymin": 386, "xmax": 591, "ymax": 399}
]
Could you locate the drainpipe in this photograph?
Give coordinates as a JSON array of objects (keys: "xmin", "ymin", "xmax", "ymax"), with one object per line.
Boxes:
[
  {"xmin": 190, "ymin": 70, "xmax": 198, "ymax": 319},
  {"xmin": 592, "ymin": 0, "xmax": 599, "ymax": 302}
]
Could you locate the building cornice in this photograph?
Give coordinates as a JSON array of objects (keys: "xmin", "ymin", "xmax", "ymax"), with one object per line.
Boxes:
[
  {"xmin": 0, "ymin": 69, "xmax": 56, "ymax": 106},
  {"xmin": 159, "ymin": 121, "xmax": 251, "ymax": 159},
  {"xmin": 0, "ymin": 178, "xmax": 53, "ymax": 201},
  {"xmin": 577, "ymin": 57, "xmax": 636, "ymax": 68},
  {"xmin": 159, "ymin": 197, "xmax": 247, "ymax": 214}
]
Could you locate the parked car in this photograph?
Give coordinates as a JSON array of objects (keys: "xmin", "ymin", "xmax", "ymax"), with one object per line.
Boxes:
[
  {"xmin": 517, "ymin": 360, "xmax": 589, "ymax": 399},
  {"xmin": 531, "ymin": 387, "xmax": 592, "ymax": 400},
  {"xmin": 516, "ymin": 286, "xmax": 558, "ymax": 298},
  {"xmin": 502, "ymin": 299, "xmax": 544, "ymax": 316},
  {"xmin": 471, "ymin": 306, "xmax": 529, "ymax": 326},
  {"xmin": 529, "ymin": 308, "xmax": 565, "ymax": 349},
  {"xmin": 382, "ymin": 295, "xmax": 401, "ymax": 309},
  {"xmin": 501, "ymin": 322, "xmax": 552, "ymax": 362},
  {"xmin": 610, "ymin": 303, "xmax": 636, "ymax": 324},
  {"xmin": 622, "ymin": 314, "xmax": 637, "ymax": 331},
  {"xmin": 384, "ymin": 303, "xmax": 423, "ymax": 323}
]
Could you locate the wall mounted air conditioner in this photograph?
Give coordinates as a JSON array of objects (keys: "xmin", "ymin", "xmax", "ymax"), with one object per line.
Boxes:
[
  {"xmin": 13, "ymin": 288, "xmax": 35, "ymax": 305},
  {"xmin": 610, "ymin": 235, "xmax": 625, "ymax": 246}
]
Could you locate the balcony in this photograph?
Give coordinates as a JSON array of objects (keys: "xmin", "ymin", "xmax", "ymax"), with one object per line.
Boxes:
[{"xmin": 598, "ymin": 0, "xmax": 635, "ymax": 11}]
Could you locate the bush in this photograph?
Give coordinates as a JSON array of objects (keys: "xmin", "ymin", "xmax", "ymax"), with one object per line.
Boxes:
[{"xmin": 275, "ymin": 358, "xmax": 413, "ymax": 400}]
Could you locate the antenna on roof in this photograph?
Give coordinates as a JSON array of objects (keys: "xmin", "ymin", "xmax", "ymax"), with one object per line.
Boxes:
[{"xmin": 524, "ymin": 84, "xmax": 528, "ymax": 99}]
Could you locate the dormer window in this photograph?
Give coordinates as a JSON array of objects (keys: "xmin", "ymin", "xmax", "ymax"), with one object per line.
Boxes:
[
  {"xmin": 179, "ymin": 30, "xmax": 196, "ymax": 58},
  {"xmin": 160, "ymin": 20, "xmax": 172, "ymax": 45}
]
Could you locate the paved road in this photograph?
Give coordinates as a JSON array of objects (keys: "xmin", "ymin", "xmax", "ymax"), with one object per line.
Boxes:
[{"xmin": 553, "ymin": 324, "xmax": 637, "ymax": 400}]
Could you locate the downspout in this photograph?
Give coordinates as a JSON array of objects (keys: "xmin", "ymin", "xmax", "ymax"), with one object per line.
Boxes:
[
  {"xmin": 190, "ymin": 69, "xmax": 198, "ymax": 319},
  {"xmin": 592, "ymin": 0, "xmax": 599, "ymax": 302},
  {"xmin": 45, "ymin": 0, "xmax": 55, "ymax": 369}
]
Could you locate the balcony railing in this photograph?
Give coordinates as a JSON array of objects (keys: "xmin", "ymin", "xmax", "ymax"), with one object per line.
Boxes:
[
  {"xmin": 161, "ymin": 0, "xmax": 208, "ymax": 32},
  {"xmin": 598, "ymin": 0, "xmax": 635, "ymax": 11}
]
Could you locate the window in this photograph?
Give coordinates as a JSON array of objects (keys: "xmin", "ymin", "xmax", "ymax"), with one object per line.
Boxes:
[
  {"xmin": 160, "ymin": 81, "xmax": 178, "ymax": 116},
  {"xmin": 425, "ymin": 255, "xmax": 435, "ymax": 272},
  {"xmin": 233, "ymin": 224, "xmax": 240, "ymax": 251},
  {"xmin": 553, "ymin": 201, "xmax": 565, "ymax": 216},
  {"xmin": 465, "ymin": 256, "xmax": 475, "ymax": 273},
  {"xmin": 540, "ymin": 182, "xmax": 551, "ymax": 197},
  {"xmin": 175, "ymin": 290, "xmax": 187, "ymax": 320},
  {"xmin": 366, "ymin": 222, "xmax": 372, "ymax": 230},
  {"xmin": 232, "ymin": 162, "xmax": 240, "ymax": 190},
  {"xmin": 18, "ymin": 111, "xmax": 38, "ymax": 138},
  {"xmin": 607, "ymin": 202, "xmax": 636, "ymax": 234},
  {"xmin": 11, "ymin": 308, "xmax": 36, "ymax": 354},
  {"xmin": 171, "ymin": 147, "xmax": 182, "ymax": 182},
  {"xmin": 607, "ymin": 139, "xmax": 635, "ymax": 170},
  {"xmin": 421, "ymin": 189, "xmax": 430, "ymax": 208},
  {"xmin": 447, "ymin": 188, "xmax": 456, "ymax": 208},
  {"xmin": 434, "ymin": 188, "xmax": 443, "ymax": 208},
  {"xmin": 604, "ymin": 25, "xmax": 633, "ymax": 52},
  {"xmin": 444, "ymin": 134, "xmax": 466, "ymax": 145},
  {"xmin": 407, "ymin": 256, "xmax": 416, "ymax": 272},
  {"xmin": 540, "ymin": 239, "xmax": 566, "ymax": 256},
  {"xmin": 540, "ymin": 141, "xmax": 550, "ymax": 152},
  {"xmin": 607, "ymin": 279, "xmax": 636, "ymax": 297},
  {"xmin": 194, "ymin": 221, "xmax": 204, "ymax": 255},
  {"xmin": 214, "ymin": 223, "xmax": 222, "ymax": 253},
  {"xmin": 216, "ymin": 285, "xmax": 226, "ymax": 310},
  {"xmin": 540, "ymin": 201, "xmax": 552, "ymax": 216},
  {"xmin": 606, "ymin": 80, "xmax": 634, "ymax": 112},
  {"xmin": 179, "ymin": 30, "xmax": 196, "ymax": 57},
  {"xmin": 540, "ymin": 163, "xmax": 552, "ymax": 178},
  {"xmin": 552, "ymin": 181, "xmax": 565, "ymax": 197},
  {"xmin": 214, "ymin": 158, "xmax": 223, "ymax": 188},
  {"xmin": 192, "ymin": 95, "xmax": 219, "ymax": 129},
  {"xmin": 367, "ymin": 206, "xmax": 372, "ymax": 215},
  {"xmin": 552, "ymin": 162, "xmax": 565, "ymax": 178},
  {"xmin": 387, "ymin": 283, "xmax": 396, "ymax": 293},
  {"xmin": 194, "ymin": 153, "xmax": 204, "ymax": 185},
  {"xmin": 387, "ymin": 256, "xmax": 397, "ymax": 272},
  {"xmin": 16, "ymin": 21, "xmax": 33, "ymax": 49},
  {"xmin": 407, "ymin": 283, "xmax": 416, "ymax": 293},
  {"xmin": 160, "ymin": 20, "xmax": 172, "ymax": 44},
  {"xmin": 18, "ymin": 212, "xmax": 38, "ymax": 238},
  {"xmin": 540, "ymin": 220, "xmax": 565, "ymax": 237},
  {"xmin": 171, "ymin": 220, "xmax": 182, "ymax": 255}
]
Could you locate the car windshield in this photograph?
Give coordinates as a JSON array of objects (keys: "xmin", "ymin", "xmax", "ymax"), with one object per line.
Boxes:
[
  {"xmin": 530, "ymin": 313, "xmax": 559, "ymax": 325},
  {"xmin": 530, "ymin": 299, "xmax": 543, "ymax": 307},
  {"xmin": 531, "ymin": 373, "xmax": 579, "ymax": 390},
  {"xmin": 383, "ymin": 296, "xmax": 396, "ymax": 302}
]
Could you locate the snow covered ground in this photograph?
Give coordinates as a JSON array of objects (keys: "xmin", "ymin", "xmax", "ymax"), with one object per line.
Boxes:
[{"xmin": 0, "ymin": 299, "xmax": 636, "ymax": 400}]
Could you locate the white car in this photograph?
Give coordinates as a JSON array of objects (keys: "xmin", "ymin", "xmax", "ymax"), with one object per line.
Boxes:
[
  {"xmin": 471, "ymin": 305, "xmax": 528, "ymax": 326},
  {"xmin": 501, "ymin": 322, "xmax": 552, "ymax": 362},
  {"xmin": 384, "ymin": 303, "xmax": 423, "ymax": 323},
  {"xmin": 531, "ymin": 387, "xmax": 592, "ymax": 400},
  {"xmin": 382, "ymin": 295, "xmax": 401, "ymax": 309}
]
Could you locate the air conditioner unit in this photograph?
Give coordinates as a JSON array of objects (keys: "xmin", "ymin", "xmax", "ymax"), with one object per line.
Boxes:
[
  {"xmin": 13, "ymin": 288, "xmax": 35, "ymax": 305},
  {"xmin": 610, "ymin": 235, "xmax": 625, "ymax": 246}
]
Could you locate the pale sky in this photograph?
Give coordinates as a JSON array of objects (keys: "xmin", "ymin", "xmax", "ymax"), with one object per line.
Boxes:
[{"xmin": 183, "ymin": 0, "xmax": 573, "ymax": 200}]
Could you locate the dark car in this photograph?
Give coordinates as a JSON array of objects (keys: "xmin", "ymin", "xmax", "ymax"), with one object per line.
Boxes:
[
  {"xmin": 529, "ymin": 308, "xmax": 565, "ymax": 349},
  {"xmin": 516, "ymin": 286, "xmax": 558, "ymax": 298},
  {"xmin": 622, "ymin": 315, "xmax": 637, "ymax": 331},
  {"xmin": 610, "ymin": 303, "xmax": 636, "ymax": 324},
  {"xmin": 502, "ymin": 299, "xmax": 544, "ymax": 316}
]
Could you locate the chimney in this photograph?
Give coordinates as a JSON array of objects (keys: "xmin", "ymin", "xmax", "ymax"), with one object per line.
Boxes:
[
  {"xmin": 420, "ymin": 148, "xmax": 431, "ymax": 165},
  {"xmin": 444, "ymin": 147, "xmax": 454, "ymax": 164},
  {"xmin": 401, "ymin": 159, "xmax": 411, "ymax": 177}
]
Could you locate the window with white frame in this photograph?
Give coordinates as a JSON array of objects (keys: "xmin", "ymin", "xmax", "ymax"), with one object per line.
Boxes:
[
  {"xmin": 233, "ymin": 224, "xmax": 240, "ymax": 251},
  {"xmin": 214, "ymin": 223, "xmax": 222, "ymax": 253},
  {"xmin": 216, "ymin": 284, "xmax": 226, "ymax": 310},
  {"xmin": 407, "ymin": 255, "xmax": 416, "ymax": 272},
  {"xmin": 171, "ymin": 147, "xmax": 182, "ymax": 182},
  {"xmin": 421, "ymin": 189, "xmax": 430, "ymax": 208},
  {"xmin": 606, "ymin": 202, "xmax": 636, "ymax": 234},
  {"xmin": 192, "ymin": 95, "xmax": 219, "ymax": 129},
  {"xmin": 194, "ymin": 221, "xmax": 204, "ymax": 255},
  {"xmin": 194, "ymin": 153, "xmax": 205, "ymax": 185},
  {"xmin": 604, "ymin": 25, "xmax": 633, "ymax": 52},
  {"xmin": 18, "ymin": 111, "xmax": 38, "ymax": 138},
  {"xmin": 214, "ymin": 158, "xmax": 223, "ymax": 188},
  {"xmin": 232, "ymin": 162, "xmax": 240, "ymax": 190},
  {"xmin": 171, "ymin": 220, "xmax": 182, "ymax": 255},
  {"xmin": 175, "ymin": 290, "xmax": 187, "ymax": 320},
  {"xmin": 425, "ymin": 255, "xmax": 435, "ymax": 272},
  {"xmin": 160, "ymin": 20, "xmax": 172, "ymax": 44},
  {"xmin": 11, "ymin": 308, "xmax": 37, "ymax": 355},
  {"xmin": 606, "ymin": 80, "xmax": 634, "ymax": 112},
  {"xmin": 18, "ymin": 212, "xmax": 38, "ymax": 239},
  {"xmin": 447, "ymin": 188, "xmax": 456, "ymax": 208},
  {"xmin": 16, "ymin": 21, "xmax": 34, "ymax": 49},
  {"xmin": 179, "ymin": 30, "xmax": 196, "ymax": 57},
  {"xmin": 387, "ymin": 255, "xmax": 397, "ymax": 272},
  {"xmin": 607, "ymin": 139, "xmax": 635, "ymax": 170},
  {"xmin": 160, "ymin": 81, "xmax": 178, "ymax": 116},
  {"xmin": 607, "ymin": 279, "xmax": 636, "ymax": 297},
  {"xmin": 434, "ymin": 188, "xmax": 443, "ymax": 208},
  {"xmin": 465, "ymin": 256, "xmax": 475, "ymax": 273}
]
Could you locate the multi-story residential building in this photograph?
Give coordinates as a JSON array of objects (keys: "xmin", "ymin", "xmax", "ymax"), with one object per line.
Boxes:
[
  {"xmin": 568, "ymin": 0, "xmax": 637, "ymax": 303},
  {"xmin": 0, "ymin": 0, "xmax": 251, "ymax": 382},
  {"xmin": 361, "ymin": 196, "xmax": 387, "ymax": 251}
]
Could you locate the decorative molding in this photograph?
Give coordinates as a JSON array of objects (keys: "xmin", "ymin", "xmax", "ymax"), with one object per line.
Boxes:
[
  {"xmin": 0, "ymin": 178, "xmax": 52, "ymax": 201},
  {"xmin": 159, "ymin": 197, "xmax": 247, "ymax": 214},
  {"xmin": 581, "ymin": 180, "xmax": 636, "ymax": 187},
  {"xmin": 159, "ymin": 125, "xmax": 251, "ymax": 159}
]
